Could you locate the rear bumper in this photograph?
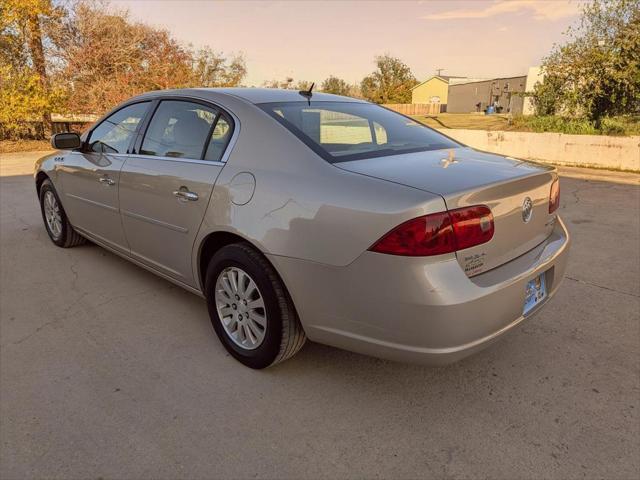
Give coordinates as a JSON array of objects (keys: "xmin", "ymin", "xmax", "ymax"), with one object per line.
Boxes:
[{"xmin": 268, "ymin": 216, "xmax": 571, "ymax": 365}]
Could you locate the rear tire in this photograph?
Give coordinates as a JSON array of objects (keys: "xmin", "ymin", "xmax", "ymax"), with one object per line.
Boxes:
[
  {"xmin": 39, "ymin": 179, "xmax": 86, "ymax": 248},
  {"xmin": 205, "ymin": 242, "xmax": 306, "ymax": 369}
]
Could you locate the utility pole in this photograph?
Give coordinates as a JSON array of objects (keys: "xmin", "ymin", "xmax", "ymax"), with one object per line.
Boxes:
[{"xmin": 436, "ymin": 68, "xmax": 445, "ymax": 77}]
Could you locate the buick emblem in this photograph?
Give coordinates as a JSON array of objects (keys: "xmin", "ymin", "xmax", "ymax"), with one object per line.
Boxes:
[{"xmin": 522, "ymin": 197, "xmax": 533, "ymax": 223}]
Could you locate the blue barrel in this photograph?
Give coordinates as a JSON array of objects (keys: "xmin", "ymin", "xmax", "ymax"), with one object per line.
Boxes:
[{"xmin": 486, "ymin": 105, "xmax": 495, "ymax": 114}]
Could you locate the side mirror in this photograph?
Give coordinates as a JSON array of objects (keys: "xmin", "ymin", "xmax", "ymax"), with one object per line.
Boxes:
[{"xmin": 51, "ymin": 132, "xmax": 81, "ymax": 150}]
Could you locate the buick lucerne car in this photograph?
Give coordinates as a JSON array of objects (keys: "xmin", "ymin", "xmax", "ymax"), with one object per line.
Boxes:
[{"xmin": 36, "ymin": 88, "xmax": 570, "ymax": 368}]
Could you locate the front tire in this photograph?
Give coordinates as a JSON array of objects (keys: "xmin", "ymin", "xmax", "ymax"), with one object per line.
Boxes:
[
  {"xmin": 39, "ymin": 179, "xmax": 86, "ymax": 248},
  {"xmin": 205, "ymin": 243, "xmax": 306, "ymax": 369}
]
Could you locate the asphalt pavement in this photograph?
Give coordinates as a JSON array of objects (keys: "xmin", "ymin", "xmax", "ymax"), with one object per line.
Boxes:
[{"xmin": 1, "ymin": 151, "xmax": 638, "ymax": 479}]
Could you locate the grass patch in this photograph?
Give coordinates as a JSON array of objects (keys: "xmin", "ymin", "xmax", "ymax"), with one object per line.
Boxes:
[
  {"xmin": 511, "ymin": 116, "xmax": 640, "ymax": 136},
  {"xmin": 412, "ymin": 114, "xmax": 640, "ymax": 136},
  {"xmin": 411, "ymin": 113, "xmax": 512, "ymax": 131},
  {"xmin": 512, "ymin": 116, "xmax": 598, "ymax": 135}
]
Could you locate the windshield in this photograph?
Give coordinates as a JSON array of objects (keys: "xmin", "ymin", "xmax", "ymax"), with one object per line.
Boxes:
[{"xmin": 258, "ymin": 101, "xmax": 460, "ymax": 163}]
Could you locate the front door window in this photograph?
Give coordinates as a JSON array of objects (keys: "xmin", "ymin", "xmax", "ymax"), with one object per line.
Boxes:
[{"xmin": 88, "ymin": 102, "xmax": 149, "ymax": 154}]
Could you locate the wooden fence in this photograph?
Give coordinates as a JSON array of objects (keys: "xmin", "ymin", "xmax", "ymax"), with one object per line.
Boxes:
[
  {"xmin": 0, "ymin": 113, "xmax": 98, "ymax": 140},
  {"xmin": 383, "ymin": 103, "xmax": 442, "ymax": 116}
]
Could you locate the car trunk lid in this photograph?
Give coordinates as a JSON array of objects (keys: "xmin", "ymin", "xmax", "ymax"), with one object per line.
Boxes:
[{"xmin": 336, "ymin": 147, "xmax": 558, "ymax": 275}]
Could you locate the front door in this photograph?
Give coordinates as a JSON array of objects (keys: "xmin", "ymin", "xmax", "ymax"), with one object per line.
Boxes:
[
  {"xmin": 58, "ymin": 102, "xmax": 150, "ymax": 252},
  {"xmin": 118, "ymin": 99, "xmax": 234, "ymax": 286}
]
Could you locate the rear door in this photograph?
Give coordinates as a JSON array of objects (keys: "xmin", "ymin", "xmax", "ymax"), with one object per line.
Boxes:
[
  {"xmin": 58, "ymin": 101, "xmax": 150, "ymax": 252},
  {"xmin": 118, "ymin": 98, "xmax": 235, "ymax": 286}
]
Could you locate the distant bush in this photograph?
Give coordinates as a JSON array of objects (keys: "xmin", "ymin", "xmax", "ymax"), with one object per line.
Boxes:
[
  {"xmin": 512, "ymin": 115, "xmax": 640, "ymax": 136},
  {"xmin": 600, "ymin": 117, "xmax": 640, "ymax": 136},
  {"xmin": 512, "ymin": 116, "xmax": 596, "ymax": 135}
]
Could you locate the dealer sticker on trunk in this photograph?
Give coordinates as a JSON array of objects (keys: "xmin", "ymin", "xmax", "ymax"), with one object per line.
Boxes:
[{"xmin": 463, "ymin": 252, "xmax": 486, "ymax": 276}]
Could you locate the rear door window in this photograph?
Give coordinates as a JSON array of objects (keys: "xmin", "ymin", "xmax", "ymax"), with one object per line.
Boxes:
[{"xmin": 141, "ymin": 101, "xmax": 219, "ymax": 160}]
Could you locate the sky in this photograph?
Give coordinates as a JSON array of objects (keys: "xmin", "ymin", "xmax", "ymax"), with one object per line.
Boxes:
[{"xmin": 110, "ymin": 0, "xmax": 583, "ymax": 86}]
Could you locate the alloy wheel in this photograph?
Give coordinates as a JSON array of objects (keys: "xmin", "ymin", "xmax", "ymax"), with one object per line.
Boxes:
[
  {"xmin": 43, "ymin": 190, "xmax": 62, "ymax": 239},
  {"xmin": 215, "ymin": 266, "xmax": 267, "ymax": 350}
]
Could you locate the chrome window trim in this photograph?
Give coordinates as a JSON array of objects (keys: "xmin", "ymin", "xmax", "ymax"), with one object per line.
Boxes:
[
  {"xmin": 124, "ymin": 154, "xmax": 226, "ymax": 167},
  {"xmin": 68, "ymin": 149, "xmax": 219, "ymax": 166}
]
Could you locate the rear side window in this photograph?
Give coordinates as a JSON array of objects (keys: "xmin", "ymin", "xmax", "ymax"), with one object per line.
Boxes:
[
  {"xmin": 89, "ymin": 102, "xmax": 149, "ymax": 154},
  {"xmin": 260, "ymin": 101, "xmax": 458, "ymax": 163},
  {"xmin": 204, "ymin": 116, "xmax": 233, "ymax": 162}
]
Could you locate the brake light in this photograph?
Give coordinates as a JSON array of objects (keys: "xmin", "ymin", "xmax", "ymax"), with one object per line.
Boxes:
[
  {"xmin": 369, "ymin": 205, "xmax": 494, "ymax": 256},
  {"xmin": 549, "ymin": 178, "xmax": 560, "ymax": 213},
  {"xmin": 450, "ymin": 205, "xmax": 495, "ymax": 250}
]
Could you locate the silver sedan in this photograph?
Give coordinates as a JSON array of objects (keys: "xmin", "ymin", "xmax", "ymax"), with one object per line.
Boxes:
[{"xmin": 35, "ymin": 88, "xmax": 570, "ymax": 368}]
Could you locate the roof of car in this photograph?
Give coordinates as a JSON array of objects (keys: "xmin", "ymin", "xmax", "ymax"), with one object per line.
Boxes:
[{"xmin": 149, "ymin": 87, "xmax": 368, "ymax": 104}]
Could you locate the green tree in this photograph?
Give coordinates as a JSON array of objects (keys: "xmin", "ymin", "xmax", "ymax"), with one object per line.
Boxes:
[
  {"xmin": 321, "ymin": 76, "xmax": 350, "ymax": 96},
  {"xmin": 0, "ymin": 0, "xmax": 66, "ymax": 135},
  {"xmin": 533, "ymin": 0, "xmax": 640, "ymax": 124},
  {"xmin": 360, "ymin": 55, "xmax": 417, "ymax": 104},
  {"xmin": 531, "ymin": 75, "xmax": 565, "ymax": 116}
]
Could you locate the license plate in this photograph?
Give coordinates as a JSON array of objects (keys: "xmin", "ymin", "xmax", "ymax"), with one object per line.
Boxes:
[{"xmin": 524, "ymin": 273, "xmax": 547, "ymax": 315}]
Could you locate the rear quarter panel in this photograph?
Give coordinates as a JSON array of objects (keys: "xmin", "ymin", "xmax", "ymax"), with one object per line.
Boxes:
[{"xmin": 192, "ymin": 94, "xmax": 447, "ymax": 274}]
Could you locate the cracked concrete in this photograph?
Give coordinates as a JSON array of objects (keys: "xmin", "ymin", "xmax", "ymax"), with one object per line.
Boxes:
[
  {"xmin": 565, "ymin": 276, "xmax": 640, "ymax": 298},
  {"xmin": 1, "ymin": 152, "xmax": 639, "ymax": 479}
]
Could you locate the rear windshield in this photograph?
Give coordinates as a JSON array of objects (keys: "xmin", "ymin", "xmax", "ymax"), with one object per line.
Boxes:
[{"xmin": 258, "ymin": 101, "xmax": 459, "ymax": 163}]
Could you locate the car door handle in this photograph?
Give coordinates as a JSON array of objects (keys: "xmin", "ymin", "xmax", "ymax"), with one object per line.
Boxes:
[
  {"xmin": 173, "ymin": 188, "xmax": 199, "ymax": 202},
  {"xmin": 99, "ymin": 177, "xmax": 115, "ymax": 186}
]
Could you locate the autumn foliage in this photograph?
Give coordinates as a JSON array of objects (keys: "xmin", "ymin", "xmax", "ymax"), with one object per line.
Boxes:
[{"xmin": 0, "ymin": 0, "xmax": 247, "ymax": 138}]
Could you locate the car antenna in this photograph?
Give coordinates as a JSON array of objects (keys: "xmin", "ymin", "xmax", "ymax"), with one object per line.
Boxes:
[{"xmin": 299, "ymin": 82, "xmax": 315, "ymax": 105}]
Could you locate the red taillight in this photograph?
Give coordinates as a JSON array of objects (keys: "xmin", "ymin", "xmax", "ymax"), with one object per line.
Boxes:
[
  {"xmin": 449, "ymin": 205, "xmax": 495, "ymax": 250},
  {"xmin": 369, "ymin": 211, "xmax": 455, "ymax": 256},
  {"xmin": 549, "ymin": 178, "xmax": 560, "ymax": 213},
  {"xmin": 369, "ymin": 205, "xmax": 494, "ymax": 256}
]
